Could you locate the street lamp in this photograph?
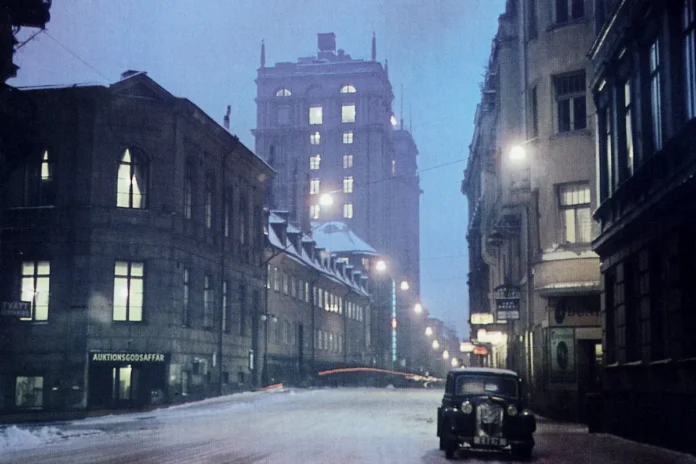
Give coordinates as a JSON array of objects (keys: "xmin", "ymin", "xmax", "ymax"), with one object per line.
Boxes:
[
  {"xmin": 442, "ymin": 350, "xmax": 450, "ymax": 360},
  {"xmin": 509, "ymin": 145, "xmax": 527, "ymax": 162},
  {"xmin": 425, "ymin": 326, "xmax": 433, "ymax": 337},
  {"xmin": 375, "ymin": 259, "xmax": 387, "ymax": 272},
  {"xmin": 319, "ymin": 193, "xmax": 334, "ymax": 206},
  {"xmin": 432, "ymin": 339, "xmax": 440, "ymax": 350},
  {"xmin": 414, "ymin": 303, "xmax": 423, "ymax": 314},
  {"xmin": 451, "ymin": 357, "xmax": 459, "ymax": 368},
  {"xmin": 400, "ymin": 280, "xmax": 410, "ymax": 291}
]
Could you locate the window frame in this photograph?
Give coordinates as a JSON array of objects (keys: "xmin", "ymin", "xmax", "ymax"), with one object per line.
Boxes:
[
  {"xmin": 203, "ymin": 274, "xmax": 214, "ymax": 329},
  {"xmin": 20, "ymin": 260, "xmax": 51, "ymax": 322},
  {"xmin": 15, "ymin": 375, "xmax": 44, "ymax": 409},
  {"xmin": 343, "ymin": 203, "xmax": 354, "ymax": 219},
  {"xmin": 117, "ymin": 148, "xmax": 148, "ymax": 209},
  {"xmin": 341, "ymin": 104, "xmax": 356, "ymax": 123},
  {"xmin": 342, "ymin": 131, "xmax": 354, "ymax": 144},
  {"xmin": 343, "ymin": 176, "xmax": 354, "ymax": 193},
  {"xmin": 557, "ymin": 183, "xmax": 592, "ymax": 244},
  {"xmin": 554, "ymin": 0, "xmax": 584, "ymax": 25},
  {"xmin": 343, "ymin": 154, "xmax": 354, "ymax": 169},
  {"xmin": 310, "ymin": 131, "xmax": 321, "ymax": 145},
  {"xmin": 685, "ymin": 0, "xmax": 696, "ymax": 120},
  {"xmin": 309, "ymin": 106, "xmax": 323, "ymax": 125},
  {"xmin": 310, "ymin": 155, "xmax": 321, "ymax": 170},
  {"xmin": 113, "ymin": 261, "xmax": 145, "ymax": 322},
  {"xmin": 554, "ymin": 71, "xmax": 587, "ymax": 134}
]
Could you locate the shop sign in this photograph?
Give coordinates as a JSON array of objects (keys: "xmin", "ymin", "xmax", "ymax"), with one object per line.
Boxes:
[
  {"xmin": 90, "ymin": 352, "xmax": 167, "ymax": 363},
  {"xmin": 460, "ymin": 342, "xmax": 475, "ymax": 353},
  {"xmin": 473, "ymin": 345, "xmax": 489, "ymax": 356},
  {"xmin": 470, "ymin": 313, "xmax": 494, "ymax": 325},
  {"xmin": 549, "ymin": 328, "xmax": 576, "ymax": 383},
  {"xmin": 496, "ymin": 298, "xmax": 520, "ymax": 320},
  {"xmin": 551, "ymin": 297, "xmax": 600, "ymax": 326},
  {"xmin": 0, "ymin": 301, "xmax": 31, "ymax": 318}
]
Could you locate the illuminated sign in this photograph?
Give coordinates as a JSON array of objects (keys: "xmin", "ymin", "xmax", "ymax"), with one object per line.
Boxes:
[
  {"xmin": 460, "ymin": 342, "xmax": 475, "ymax": 353},
  {"xmin": 391, "ymin": 317, "xmax": 397, "ymax": 329},
  {"xmin": 496, "ymin": 297, "xmax": 520, "ymax": 320},
  {"xmin": 90, "ymin": 352, "xmax": 167, "ymax": 363},
  {"xmin": 473, "ymin": 345, "xmax": 489, "ymax": 356},
  {"xmin": 470, "ymin": 313, "xmax": 494, "ymax": 325}
]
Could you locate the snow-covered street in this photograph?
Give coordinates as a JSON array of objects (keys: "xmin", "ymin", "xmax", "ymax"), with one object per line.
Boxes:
[{"xmin": 1, "ymin": 388, "xmax": 695, "ymax": 464}]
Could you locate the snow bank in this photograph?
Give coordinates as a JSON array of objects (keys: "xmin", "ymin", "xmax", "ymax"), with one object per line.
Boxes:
[{"xmin": 0, "ymin": 425, "xmax": 61, "ymax": 452}]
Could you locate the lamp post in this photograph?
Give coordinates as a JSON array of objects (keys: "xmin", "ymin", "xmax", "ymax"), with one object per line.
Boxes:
[{"xmin": 374, "ymin": 259, "xmax": 410, "ymax": 368}]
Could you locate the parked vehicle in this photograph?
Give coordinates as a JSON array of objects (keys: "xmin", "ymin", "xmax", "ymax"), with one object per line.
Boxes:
[{"xmin": 436, "ymin": 367, "xmax": 536, "ymax": 460}]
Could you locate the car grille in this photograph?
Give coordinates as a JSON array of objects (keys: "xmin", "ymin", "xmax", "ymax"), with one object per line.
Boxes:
[{"xmin": 475, "ymin": 402, "xmax": 504, "ymax": 438}]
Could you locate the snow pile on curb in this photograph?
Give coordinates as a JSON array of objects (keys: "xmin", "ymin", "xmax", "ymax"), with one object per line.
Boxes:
[{"xmin": 0, "ymin": 425, "xmax": 61, "ymax": 452}]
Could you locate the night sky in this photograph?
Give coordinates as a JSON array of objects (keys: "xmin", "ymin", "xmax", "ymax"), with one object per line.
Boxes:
[{"xmin": 11, "ymin": 0, "xmax": 505, "ymax": 337}]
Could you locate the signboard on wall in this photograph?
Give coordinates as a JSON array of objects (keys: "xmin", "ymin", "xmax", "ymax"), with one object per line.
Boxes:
[
  {"xmin": 470, "ymin": 313, "xmax": 494, "ymax": 325},
  {"xmin": 550, "ymin": 296, "xmax": 600, "ymax": 327},
  {"xmin": 496, "ymin": 298, "xmax": 520, "ymax": 320},
  {"xmin": 549, "ymin": 328, "xmax": 576, "ymax": 383},
  {"xmin": 0, "ymin": 301, "xmax": 31, "ymax": 318}
]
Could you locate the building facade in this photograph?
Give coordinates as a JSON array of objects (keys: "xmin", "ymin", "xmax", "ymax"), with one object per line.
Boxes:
[
  {"xmin": 463, "ymin": 0, "xmax": 602, "ymax": 421},
  {"xmin": 254, "ymin": 33, "xmax": 422, "ymax": 370},
  {"xmin": 590, "ymin": 0, "xmax": 696, "ymax": 452},
  {"xmin": 265, "ymin": 212, "xmax": 372, "ymax": 385},
  {"xmin": 0, "ymin": 72, "xmax": 272, "ymax": 411}
]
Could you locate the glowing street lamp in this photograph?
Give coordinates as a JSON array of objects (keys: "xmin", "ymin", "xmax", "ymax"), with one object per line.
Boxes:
[
  {"xmin": 442, "ymin": 350, "xmax": 450, "ymax": 360},
  {"xmin": 319, "ymin": 193, "xmax": 334, "ymax": 206},
  {"xmin": 451, "ymin": 357, "xmax": 459, "ymax": 368},
  {"xmin": 414, "ymin": 303, "xmax": 423, "ymax": 314},
  {"xmin": 432, "ymin": 340, "xmax": 440, "ymax": 350},
  {"xmin": 375, "ymin": 260, "xmax": 387, "ymax": 272},
  {"xmin": 400, "ymin": 280, "xmax": 410, "ymax": 291},
  {"xmin": 509, "ymin": 145, "xmax": 527, "ymax": 162},
  {"xmin": 425, "ymin": 326, "xmax": 433, "ymax": 337}
]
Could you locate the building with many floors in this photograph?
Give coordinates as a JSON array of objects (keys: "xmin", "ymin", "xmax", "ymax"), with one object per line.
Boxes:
[
  {"xmin": 254, "ymin": 32, "xmax": 421, "ymax": 370},
  {"xmin": 463, "ymin": 0, "xmax": 602, "ymax": 421},
  {"xmin": 589, "ymin": 0, "xmax": 696, "ymax": 453}
]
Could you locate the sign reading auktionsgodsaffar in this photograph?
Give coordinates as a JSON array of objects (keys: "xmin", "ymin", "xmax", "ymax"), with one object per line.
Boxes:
[
  {"xmin": 549, "ymin": 328, "xmax": 575, "ymax": 383},
  {"xmin": 90, "ymin": 352, "xmax": 167, "ymax": 363}
]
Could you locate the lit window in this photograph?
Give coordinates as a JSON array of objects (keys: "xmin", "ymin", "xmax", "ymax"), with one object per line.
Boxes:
[
  {"xmin": 343, "ymin": 131, "xmax": 354, "ymax": 144},
  {"xmin": 310, "ymin": 155, "xmax": 321, "ymax": 170},
  {"xmin": 390, "ymin": 115, "xmax": 398, "ymax": 127},
  {"xmin": 25, "ymin": 149, "xmax": 55, "ymax": 206},
  {"xmin": 283, "ymin": 272, "xmax": 289, "ymax": 294},
  {"xmin": 686, "ymin": 0, "xmax": 696, "ymax": 119},
  {"xmin": 277, "ymin": 106, "xmax": 290, "ymax": 126},
  {"xmin": 342, "ymin": 104, "xmax": 356, "ymax": 123},
  {"xmin": 310, "ymin": 204, "xmax": 320, "ymax": 219},
  {"xmin": 113, "ymin": 261, "xmax": 144, "ymax": 322},
  {"xmin": 203, "ymin": 275, "xmax": 214, "ymax": 328},
  {"xmin": 274, "ymin": 267, "xmax": 280, "ymax": 291},
  {"xmin": 15, "ymin": 376, "xmax": 43, "ymax": 408},
  {"xmin": 20, "ymin": 261, "xmax": 50, "ymax": 321},
  {"xmin": 310, "ymin": 178, "xmax": 320, "ymax": 195},
  {"xmin": 343, "ymin": 155, "xmax": 353, "ymax": 168},
  {"xmin": 392, "ymin": 159, "xmax": 396, "ymax": 176},
  {"xmin": 649, "ymin": 39, "xmax": 663, "ymax": 151},
  {"xmin": 310, "ymin": 132, "xmax": 321, "ymax": 145},
  {"xmin": 343, "ymin": 176, "xmax": 354, "ymax": 193},
  {"xmin": 183, "ymin": 268, "xmax": 190, "ymax": 327},
  {"xmin": 309, "ymin": 106, "xmax": 323, "ymax": 125},
  {"xmin": 117, "ymin": 149, "xmax": 147, "ymax": 209},
  {"xmin": 555, "ymin": 0, "xmax": 584, "ymax": 24},
  {"xmin": 558, "ymin": 183, "xmax": 591, "ymax": 243},
  {"xmin": 340, "ymin": 85, "xmax": 357, "ymax": 94},
  {"xmin": 40, "ymin": 150, "xmax": 52, "ymax": 181},
  {"xmin": 276, "ymin": 88, "xmax": 292, "ymax": 97},
  {"xmin": 554, "ymin": 71, "xmax": 586, "ymax": 133},
  {"xmin": 622, "ymin": 81, "xmax": 635, "ymax": 176},
  {"xmin": 184, "ymin": 163, "xmax": 193, "ymax": 220},
  {"xmin": 343, "ymin": 203, "xmax": 354, "ymax": 219}
]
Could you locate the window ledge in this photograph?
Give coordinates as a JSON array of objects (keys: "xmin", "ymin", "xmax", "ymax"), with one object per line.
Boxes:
[
  {"xmin": 605, "ymin": 362, "xmax": 620, "ymax": 368},
  {"xmin": 648, "ymin": 358, "xmax": 672, "ymax": 366},
  {"xmin": 7, "ymin": 205, "xmax": 56, "ymax": 210},
  {"xmin": 547, "ymin": 18, "xmax": 588, "ymax": 32},
  {"xmin": 623, "ymin": 360, "xmax": 643, "ymax": 367},
  {"xmin": 550, "ymin": 129, "xmax": 591, "ymax": 140},
  {"xmin": 677, "ymin": 357, "xmax": 696, "ymax": 364}
]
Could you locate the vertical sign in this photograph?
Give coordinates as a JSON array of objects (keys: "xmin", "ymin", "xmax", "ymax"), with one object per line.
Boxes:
[
  {"xmin": 391, "ymin": 279, "xmax": 397, "ymax": 362},
  {"xmin": 549, "ymin": 327, "xmax": 576, "ymax": 383}
]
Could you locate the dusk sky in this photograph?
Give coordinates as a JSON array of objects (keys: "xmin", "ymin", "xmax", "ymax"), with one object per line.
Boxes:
[{"xmin": 11, "ymin": 0, "xmax": 504, "ymax": 337}]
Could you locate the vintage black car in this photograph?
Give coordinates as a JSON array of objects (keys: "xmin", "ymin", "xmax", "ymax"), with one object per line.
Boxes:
[{"xmin": 436, "ymin": 367, "xmax": 536, "ymax": 460}]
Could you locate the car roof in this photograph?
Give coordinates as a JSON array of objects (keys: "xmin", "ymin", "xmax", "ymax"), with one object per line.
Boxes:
[{"xmin": 449, "ymin": 367, "xmax": 519, "ymax": 377}]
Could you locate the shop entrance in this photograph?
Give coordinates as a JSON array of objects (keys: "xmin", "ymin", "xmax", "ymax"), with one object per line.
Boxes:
[{"xmin": 88, "ymin": 352, "xmax": 168, "ymax": 409}]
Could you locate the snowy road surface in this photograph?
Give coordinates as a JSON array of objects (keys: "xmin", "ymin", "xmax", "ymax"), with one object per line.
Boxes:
[{"xmin": 1, "ymin": 388, "xmax": 696, "ymax": 463}]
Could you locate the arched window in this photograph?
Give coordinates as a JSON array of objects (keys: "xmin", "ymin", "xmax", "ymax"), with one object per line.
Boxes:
[
  {"xmin": 275, "ymin": 88, "xmax": 292, "ymax": 97},
  {"xmin": 340, "ymin": 84, "xmax": 357, "ymax": 94},
  {"xmin": 24, "ymin": 149, "xmax": 55, "ymax": 206},
  {"xmin": 117, "ymin": 148, "xmax": 147, "ymax": 209}
]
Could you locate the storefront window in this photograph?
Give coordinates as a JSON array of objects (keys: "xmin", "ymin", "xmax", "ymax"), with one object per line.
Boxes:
[{"xmin": 15, "ymin": 376, "xmax": 43, "ymax": 408}]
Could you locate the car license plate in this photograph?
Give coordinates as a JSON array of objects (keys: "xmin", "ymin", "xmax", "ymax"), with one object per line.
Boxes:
[{"xmin": 473, "ymin": 436, "xmax": 507, "ymax": 446}]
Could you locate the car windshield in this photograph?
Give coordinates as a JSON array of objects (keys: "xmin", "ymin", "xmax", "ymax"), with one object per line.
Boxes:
[{"xmin": 456, "ymin": 375, "xmax": 518, "ymax": 398}]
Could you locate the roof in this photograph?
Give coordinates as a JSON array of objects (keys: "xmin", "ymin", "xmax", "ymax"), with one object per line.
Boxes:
[
  {"xmin": 310, "ymin": 221, "xmax": 378, "ymax": 256},
  {"xmin": 449, "ymin": 367, "xmax": 519, "ymax": 377}
]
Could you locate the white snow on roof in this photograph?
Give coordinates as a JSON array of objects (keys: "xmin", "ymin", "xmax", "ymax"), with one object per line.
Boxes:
[
  {"xmin": 310, "ymin": 221, "xmax": 378, "ymax": 255},
  {"xmin": 541, "ymin": 248, "xmax": 599, "ymax": 261},
  {"xmin": 450, "ymin": 367, "xmax": 519, "ymax": 377}
]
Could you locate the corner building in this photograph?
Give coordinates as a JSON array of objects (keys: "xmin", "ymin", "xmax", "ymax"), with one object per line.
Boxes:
[{"xmin": 0, "ymin": 72, "xmax": 272, "ymax": 411}]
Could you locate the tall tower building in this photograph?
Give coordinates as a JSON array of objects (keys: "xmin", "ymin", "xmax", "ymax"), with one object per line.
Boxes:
[{"xmin": 253, "ymin": 32, "xmax": 420, "ymax": 287}]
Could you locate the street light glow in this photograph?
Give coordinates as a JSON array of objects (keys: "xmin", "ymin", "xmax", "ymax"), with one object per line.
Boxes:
[
  {"xmin": 400, "ymin": 280, "xmax": 410, "ymax": 291},
  {"xmin": 319, "ymin": 193, "xmax": 334, "ymax": 206},
  {"xmin": 425, "ymin": 326, "xmax": 433, "ymax": 337},
  {"xmin": 509, "ymin": 145, "xmax": 526, "ymax": 161},
  {"xmin": 414, "ymin": 303, "xmax": 423, "ymax": 314},
  {"xmin": 432, "ymin": 340, "xmax": 440, "ymax": 350},
  {"xmin": 442, "ymin": 350, "xmax": 450, "ymax": 360},
  {"xmin": 451, "ymin": 357, "xmax": 459, "ymax": 367},
  {"xmin": 375, "ymin": 260, "xmax": 387, "ymax": 272}
]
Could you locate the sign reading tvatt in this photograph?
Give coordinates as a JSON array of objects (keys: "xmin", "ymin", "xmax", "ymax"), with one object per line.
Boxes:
[
  {"xmin": 0, "ymin": 301, "xmax": 31, "ymax": 318},
  {"xmin": 90, "ymin": 352, "xmax": 167, "ymax": 363}
]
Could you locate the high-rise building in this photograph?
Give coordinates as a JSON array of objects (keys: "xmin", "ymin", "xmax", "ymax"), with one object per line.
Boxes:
[{"xmin": 254, "ymin": 33, "xmax": 421, "ymax": 368}]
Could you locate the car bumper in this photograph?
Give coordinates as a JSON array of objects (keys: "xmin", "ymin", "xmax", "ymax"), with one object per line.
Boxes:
[{"xmin": 450, "ymin": 435, "xmax": 534, "ymax": 451}]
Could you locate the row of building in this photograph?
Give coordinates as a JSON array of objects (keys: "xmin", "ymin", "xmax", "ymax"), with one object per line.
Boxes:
[
  {"xmin": 0, "ymin": 31, "xmax": 444, "ymax": 411},
  {"xmin": 463, "ymin": 0, "xmax": 696, "ymax": 453}
]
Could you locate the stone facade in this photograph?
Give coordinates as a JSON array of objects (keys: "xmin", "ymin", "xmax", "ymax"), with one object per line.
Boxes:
[{"xmin": 0, "ymin": 72, "xmax": 272, "ymax": 411}]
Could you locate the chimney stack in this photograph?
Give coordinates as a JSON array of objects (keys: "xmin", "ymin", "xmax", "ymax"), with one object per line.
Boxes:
[{"xmin": 223, "ymin": 105, "xmax": 230, "ymax": 130}]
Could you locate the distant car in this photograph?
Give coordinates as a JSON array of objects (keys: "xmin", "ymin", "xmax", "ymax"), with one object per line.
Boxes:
[{"xmin": 436, "ymin": 367, "xmax": 536, "ymax": 460}]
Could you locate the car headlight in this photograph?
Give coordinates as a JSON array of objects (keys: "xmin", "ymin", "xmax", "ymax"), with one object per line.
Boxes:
[
  {"xmin": 461, "ymin": 401, "xmax": 473, "ymax": 414},
  {"xmin": 507, "ymin": 405, "xmax": 518, "ymax": 416}
]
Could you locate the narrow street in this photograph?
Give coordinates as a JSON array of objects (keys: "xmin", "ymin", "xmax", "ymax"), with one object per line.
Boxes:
[{"xmin": 1, "ymin": 388, "xmax": 694, "ymax": 464}]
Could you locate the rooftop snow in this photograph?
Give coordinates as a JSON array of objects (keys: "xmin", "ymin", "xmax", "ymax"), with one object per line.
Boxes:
[{"xmin": 310, "ymin": 222, "xmax": 378, "ymax": 256}]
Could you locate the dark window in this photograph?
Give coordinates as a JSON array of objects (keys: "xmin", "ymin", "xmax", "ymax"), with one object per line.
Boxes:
[
  {"xmin": 528, "ymin": 86, "xmax": 538, "ymax": 138},
  {"xmin": 604, "ymin": 269, "xmax": 616, "ymax": 364},
  {"xmin": 621, "ymin": 80, "xmax": 635, "ymax": 177},
  {"xmin": 456, "ymin": 375, "xmax": 518, "ymax": 398},
  {"xmin": 649, "ymin": 39, "xmax": 663, "ymax": 151},
  {"xmin": 183, "ymin": 268, "xmax": 190, "ymax": 327},
  {"xmin": 555, "ymin": 0, "xmax": 584, "ymax": 24},
  {"xmin": 203, "ymin": 274, "xmax": 214, "ymax": 328},
  {"xmin": 222, "ymin": 281, "xmax": 229, "ymax": 333},
  {"xmin": 554, "ymin": 71, "xmax": 587, "ymax": 132},
  {"xmin": 239, "ymin": 284, "xmax": 247, "ymax": 336},
  {"xmin": 686, "ymin": 0, "xmax": 696, "ymax": 119},
  {"xmin": 527, "ymin": 0, "xmax": 537, "ymax": 39},
  {"xmin": 24, "ymin": 150, "xmax": 55, "ymax": 206},
  {"xmin": 184, "ymin": 162, "xmax": 193, "ymax": 220}
]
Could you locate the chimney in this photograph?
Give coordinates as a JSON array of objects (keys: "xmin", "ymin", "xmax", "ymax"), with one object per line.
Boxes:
[
  {"xmin": 371, "ymin": 32, "xmax": 376, "ymax": 61},
  {"xmin": 260, "ymin": 39, "xmax": 266, "ymax": 68},
  {"xmin": 120, "ymin": 70, "xmax": 141, "ymax": 80},
  {"xmin": 223, "ymin": 105, "xmax": 230, "ymax": 130}
]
